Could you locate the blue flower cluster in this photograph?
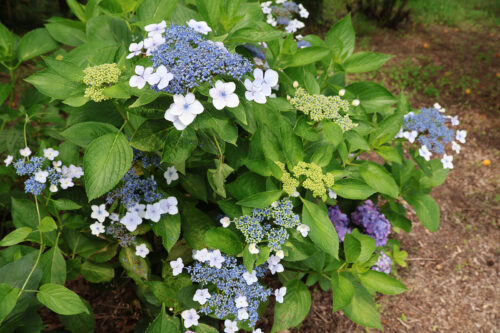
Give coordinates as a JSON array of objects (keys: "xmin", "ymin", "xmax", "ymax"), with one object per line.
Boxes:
[
  {"xmin": 187, "ymin": 254, "xmax": 271, "ymax": 327},
  {"xmin": 328, "ymin": 205, "xmax": 351, "ymax": 242},
  {"xmin": 105, "ymin": 151, "xmax": 162, "ymax": 208},
  {"xmin": 232, "ymin": 198, "xmax": 300, "ymax": 251},
  {"xmin": 371, "ymin": 251, "xmax": 392, "ymax": 274},
  {"xmin": 351, "ymin": 200, "xmax": 390, "ymax": 247},
  {"xmin": 106, "ymin": 222, "xmax": 136, "ymax": 247},
  {"xmin": 402, "ymin": 107, "xmax": 455, "ymax": 154},
  {"xmin": 150, "ymin": 25, "xmax": 252, "ymax": 94}
]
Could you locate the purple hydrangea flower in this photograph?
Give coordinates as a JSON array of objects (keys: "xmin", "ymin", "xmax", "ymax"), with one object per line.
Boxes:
[
  {"xmin": 328, "ymin": 205, "xmax": 351, "ymax": 242},
  {"xmin": 371, "ymin": 251, "xmax": 392, "ymax": 274},
  {"xmin": 351, "ymin": 200, "xmax": 390, "ymax": 246}
]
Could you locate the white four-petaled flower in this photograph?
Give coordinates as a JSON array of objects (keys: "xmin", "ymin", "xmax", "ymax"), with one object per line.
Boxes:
[
  {"xmin": 147, "ymin": 65, "xmax": 174, "ymax": 90},
  {"xmin": 170, "ymin": 257, "xmax": 184, "ymax": 276},
  {"xmin": 193, "ymin": 289, "xmax": 211, "ymax": 305},
  {"xmin": 126, "ymin": 41, "xmax": 143, "ymax": 59},
  {"xmin": 4, "ymin": 155, "xmax": 13, "ymax": 166},
  {"xmin": 243, "ymin": 270, "xmax": 258, "ymax": 285},
  {"xmin": 129, "ymin": 66, "xmax": 154, "ymax": 90},
  {"xmin": 208, "ymin": 249, "xmax": 225, "ymax": 269},
  {"xmin": 129, "ymin": 203, "xmax": 146, "ymax": 218},
  {"xmin": 135, "ymin": 243, "xmax": 150, "ymax": 258},
  {"xmin": 248, "ymin": 243, "xmax": 259, "ymax": 254},
  {"xmin": 144, "ymin": 203, "xmax": 162, "ymax": 222},
  {"xmin": 90, "ymin": 221, "xmax": 105, "ymax": 236},
  {"xmin": 59, "ymin": 177, "xmax": 74, "ymax": 189},
  {"xmin": 456, "ymin": 130, "xmax": 467, "ymax": 144},
  {"xmin": 209, "ymin": 81, "xmax": 239, "ymax": 110},
  {"xmin": 418, "ymin": 145, "xmax": 432, "ymax": 161},
  {"xmin": 181, "ymin": 309, "xmax": 199, "ymax": 328},
  {"xmin": 144, "ymin": 34, "xmax": 165, "ymax": 55},
  {"xmin": 159, "ymin": 196, "xmax": 178, "ymax": 215},
  {"xmin": 43, "ymin": 148, "xmax": 59, "ymax": 161},
  {"xmin": 275, "ymin": 287, "xmax": 287, "ymax": 303},
  {"xmin": 187, "ymin": 19, "xmax": 212, "ymax": 35},
  {"xmin": 34, "ymin": 170, "xmax": 49, "ymax": 183},
  {"xmin": 452, "ymin": 141, "xmax": 461, "ymax": 154},
  {"xmin": 267, "ymin": 255, "xmax": 284, "ymax": 275},
  {"xmin": 235, "ymin": 295, "xmax": 248, "ymax": 308},
  {"xmin": 145, "ymin": 21, "xmax": 166, "ymax": 36},
  {"xmin": 193, "ymin": 248, "xmax": 211, "ymax": 262},
  {"xmin": 403, "ymin": 130, "xmax": 418, "ymax": 143},
  {"xmin": 441, "ymin": 154, "xmax": 454, "ymax": 169},
  {"xmin": 91, "ymin": 204, "xmax": 109, "ymax": 223},
  {"xmin": 20, "ymin": 147, "xmax": 31, "ymax": 157},
  {"xmin": 164, "ymin": 93, "xmax": 204, "ymax": 130},
  {"xmin": 164, "ymin": 166, "xmax": 179, "ymax": 185},
  {"xmin": 237, "ymin": 308, "xmax": 249, "ymax": 320},
  {"xmin": 297, "ymin": 224, "xmax": 310, "ymax": 237},
  {"xmin": 220, "ymin": 216, "xmax": 231, "ymax": 228},
  {"xmin": 224, "ymin": 319, "xmax": 238, "ymax": 333},
  {"xmin": 120, "ymin": 211, "xmax": 142, "ymax": 232},
  {"xmin": 328, "ymin": 189, "xmax": 337, "ymax": 199}
]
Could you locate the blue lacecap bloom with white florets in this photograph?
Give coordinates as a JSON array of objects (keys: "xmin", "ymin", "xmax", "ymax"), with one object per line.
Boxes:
[
  {"xmin": 351, "ymin": 200, "xmax": 391, "ymax": 247},
  {"xmin": 187, "ymin": 254, "xmax": 271, "ymax": 328},
  {"xmin": 106, "ymin": 151, "xmax": 162, "ymax": 209},
  {"xmin": 371, "ymin": 251, "xmax": 392, "ymax": 274},
  {"xmin": 231, "ymin": 197, "xmax": 301, "ymax": 251},
  {"xmin": 328, "ymin": 205, "xmax": 351, "ymax": 242},
  {"xmin": 149, "ymin": 25, "xmax": 252, "ymax": 95}
]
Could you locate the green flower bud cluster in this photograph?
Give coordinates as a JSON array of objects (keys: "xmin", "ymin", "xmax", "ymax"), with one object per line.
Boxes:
[
  {"xmin": 290, "ymin": 87, "xmax": 357, "ymax": 131},
  {"xmin": 83, "ymin": 63, "xmax": 121, "ymax": 102},
  {"xmin": 276, "ymin": 161, "xmax": 334, "ymax": 200}
]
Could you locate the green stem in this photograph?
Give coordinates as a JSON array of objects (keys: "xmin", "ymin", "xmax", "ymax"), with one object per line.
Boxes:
[
  {"xmin": 23, "ymin": 114, "xmax": 29, "ymax": 148},
  {"xmin": 20, "ymin": 196, "xmax": 45, "ymax": 294},
  {"xmin": 114, "ymin": 101, "xmax": 136, "ymax": 132}
]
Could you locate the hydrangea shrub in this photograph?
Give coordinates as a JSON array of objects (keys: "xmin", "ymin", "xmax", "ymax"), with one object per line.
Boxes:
[{"xmin": 0, "ymin": 1, "xmax": 465, "ymax": 332}]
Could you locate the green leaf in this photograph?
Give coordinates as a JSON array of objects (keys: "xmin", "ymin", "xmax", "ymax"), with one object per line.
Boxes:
[
  {"xmin": 236, "ymin": 190, "xmax": 282, "ymax": 209},
  {"xmin": 162, "ymin": 127, "xmax": 198, "ymax": 165},
  {"xmin": 40, "ymin": 246, "xmax": 66, "ymax": 285},
  {"xmin": 131, "ymin": 119, "xmax": 170, "ymax": 152},
  {"xmin": 374, "ymin": 145, "xmax": 402, "ymax": 164},
  {"xmin": 66, "ymin": 0, "xmax": 86, "ymax": 22},
  {"xmin": 17, "ymin": 28, "xmax": 59, "ymax": 61},
  {"xmin": 350, "ymin": 229, "xmax": 376, "ymax": 264},
  {"xmin": 404, "ymin": 192, "xmax": 440, "ymax": 231},
  {"xmin": 359, "ymin": 270, "xmax": 407, "ymax": 295},
  {"xmin": 281, "ymin": 47, "xmax": 331, "ymax": 68},
  {"xmin": 204, "ymin": 227, "xmax": 244, "ymax": 255},
  {"xmin": 37, "ymin": 283, "xmax": 89, "ymax": 315},
  {"xmin": 86, "ymin": 16, "xmax": 131, "ymax": 44},
  {"xmin": 0, "ymin": 227, "xmax": 32, "ymax": 246},
  {"xmin": 194, "ymin": 323, "xmax": 218, "ymax": 333},
  {"xmin": 342, "ymin": 278, "xmax": 382, "ymax": 329},
  {"xmin": 326, "ymin": 14, "xmax": 355, "ymax": 62},
  {"xmin": 119, "ymin": 247, "xmax": 149, "ymax": 280},
  {"xmin": 81, "ymin": 260, "xmax": 114, "ymax": 283},
  {"xmin": 359, "ymin": 161, "xmax": 399, "ymax": 199},
  {"xmin": 181, "ymin": 206, "xmax": 214, "ymax": 250},
  {"xmin": 0, "ymin": 283, "xmax": 19, "ymax": 324},
  {"xmin": 39, "ymin": 217, "xmax": 57, "ymax": 233},
  {"xmin": 228, "ymin": 28, "xmax": 284, "ymax": 43},
  {"xmin": 301, "ymin": 199, "xmax": 339, "ymax": 259},
  {"xmin": 24, "ymin": 70, "xmax": 83, "ymax": 100},
  {"xmin": 343, "ymin": 52, "xmax": 392, "ymax": 73},
  {"xmin": 145, "ymin": 304, "xmax": 180, "ymax": 333},
  {"xmin": 343, "ymin": 234, "xmax": 361, "ymax": 263},
  {"xmin": 61, "ymin": 122, "xmax": 118, "ymax": 148},
  {"xmin": 45, "ymin": 22, "xmax": 86, "ymax": 47},
  {"xmin": 58, "ymin": 299, "xmax": 95, "ymax": 333},
  {"xmin": 84, "ymin": 131, "xmax": 133, "ymax": 201},
  {"xmin": 181, "ymin": 174, "xmax": 208, "ymax": 202},
  {"xmin": 152, "ymin": 214, "xmax": 181, "ymax": 252},
  {"xmin": 369, "ymin": 113, "xmax": 404, "ymax": 147},
  {"xmin": 207, "ymin": 160, "xmax": 234, "ymax": 198},
  {"xmin": 345, "ymin": 130, "xmax": 369, "ymax": 152},
  {"xmin": 137, "ymin": 0, "xmax": 178, "ymax": 22},
  {"xmin": 51, "ymin": 198, "xmax": 82, "ymax": 211},
  {"xmin": 43, "ymin": 56, "xmax": 84, "ymax": 82},
  {"xmin": 347, "ymin": 82, "xmax": 396, "ymax": 113},
  {"xmin": 196, "ymin": 0, "xmax": 220, "ymax": 28},
  {"xmin": 0, "ymin": 83, "xmax": 10, "ymax": 105},
  {"xmin": 331, "ymin": 272, "xmax": 354, "ymax": 311},
  {"xmin": 322, "ymin": 122, "xmax": 343, "ymax": 147},
  {"xmin": 331, "ymin": 178, "xmax": 375, "ymax": 200},
  {"xmin": 272, "ymin": 279, "xmax": 311, "ymax": 332},
  {"xmin": 0, "ymin": 22, "xmax": 16, "ymax": 58}
]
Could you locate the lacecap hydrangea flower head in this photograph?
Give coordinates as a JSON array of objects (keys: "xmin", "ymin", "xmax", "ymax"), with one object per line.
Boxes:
[
  {"xmin": 7, "ymin": 147, "xmax": 83, "ymax": 196},
  {"xmin": 261, "ymin": 0, "xmax": 309, "ymax": 34},
  {"xmin": 350, "ymin": 200, "xmax": 391, "ymax": 247},
  {"xmin": 290, "ymin": 87, "xmax": 357, "ymax": 131},
  {"xmin": 396, "ymin": 104, "xmax": 466, "ymax": 169},
  {"xmin": 83, "ymin": 63, "xmax": 121, "ymax": 102}
]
